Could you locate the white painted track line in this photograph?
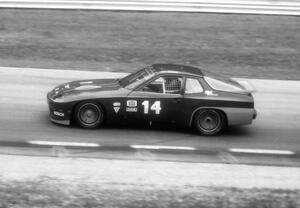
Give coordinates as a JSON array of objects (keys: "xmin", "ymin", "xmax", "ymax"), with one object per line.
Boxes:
[
  {"xmin": 229, "ymin": 148, "xmax": 295, "ymax": 155},
  {"xmin": 26, "ymin": 142, "xmax": 297, "ymax": 156},
  {"xmin": 131, "ymin": 145, "xmax": 196, "ymax": 150},
  {"xmin": 28, "ymin": 140, "xmax": 100, "ymax": 147}
]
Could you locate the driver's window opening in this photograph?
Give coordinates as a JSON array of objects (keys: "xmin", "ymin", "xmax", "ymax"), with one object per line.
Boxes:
[{"xmin": 142, "ymin": 77, "xmax": 183, "ymax": 94}]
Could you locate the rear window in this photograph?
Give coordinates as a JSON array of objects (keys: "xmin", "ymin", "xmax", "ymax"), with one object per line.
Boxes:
[{"xmin": 202, "ymin": 70, "xmax": 245, "ymax": 92}]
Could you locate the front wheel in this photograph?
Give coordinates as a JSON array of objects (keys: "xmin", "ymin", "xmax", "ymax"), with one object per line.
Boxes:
[
  {"xmin": 75, "ymin": 102, "xmax": 104, "ymax": 129},
  {"xmin": 193, "ymin": 109, "xmax": 225, "ymax": 136}
]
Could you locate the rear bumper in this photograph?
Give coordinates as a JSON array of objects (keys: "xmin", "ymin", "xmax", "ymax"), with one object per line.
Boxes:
[
  {"xmin": 223, "ymin": 107, "xmax": 257, "ymax": 126},
  {"xmin": 253, "ymin": 109, "xmax": 257, "ymax": 120}
]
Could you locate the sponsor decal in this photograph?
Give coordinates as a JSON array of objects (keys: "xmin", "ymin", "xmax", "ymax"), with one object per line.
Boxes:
[
  {"xmin": 53, "ymin": 111, "xmax": 64, "ymax": 117},
  {"xmin": 113, "ymin": 102, "xmax": 121, "ymax": 113},
  {"xmin": 127, "ymin": 100, "xmax": 137, "ymax": 107},
  {"xmin": 126, "ymin": 107, "xmax": 137, "ymax": 112},
  {"xmin": 205, "ymin": 90, "xmax": 218, "ymax": 96},
  {"xmin": 114, "ymin": 107, "xmax": 120, "ymax": 113}
]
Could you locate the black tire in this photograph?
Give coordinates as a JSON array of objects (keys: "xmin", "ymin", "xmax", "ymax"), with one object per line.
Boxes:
[
  {"xmin": 193, "ymin": 109, "xmax": 225, "ymax": 136},
  {"xmin": 75, "ymin": 102, "xmax": 104, "ymax": 129}
]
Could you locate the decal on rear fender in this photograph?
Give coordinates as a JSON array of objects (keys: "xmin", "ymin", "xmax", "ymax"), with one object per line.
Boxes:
[{"xmin": 205, "ymin": 90, "xmax": 218, "ymax": 96}]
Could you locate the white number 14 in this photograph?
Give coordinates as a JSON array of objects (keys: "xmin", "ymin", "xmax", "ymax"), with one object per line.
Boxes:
[{"xmin": 142, "ymin": 101, "xmax": 162, "ymax": 114}]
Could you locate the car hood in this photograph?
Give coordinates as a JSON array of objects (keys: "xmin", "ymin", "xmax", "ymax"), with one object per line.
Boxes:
[{"xmin": 49, "ymin": 78, "xmax": 121, "ymax": 99}]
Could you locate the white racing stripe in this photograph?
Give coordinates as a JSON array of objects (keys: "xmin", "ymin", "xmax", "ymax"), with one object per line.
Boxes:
[
  {"xmin": 28, "ymin": 140, "xmax": 100, "ymax": 147},
  {"xmin": 131, "ymin": 145, "xmax": 196, "ymax": 150},
  {"xmin": 229, "ymin": 148, "xmax": 295, "ymax": 155}
]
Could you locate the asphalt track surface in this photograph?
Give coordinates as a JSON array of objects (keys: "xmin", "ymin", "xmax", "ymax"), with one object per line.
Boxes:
[{"xmin": 0, "ymin": 67, "xmax": 300, "ymax": 159}]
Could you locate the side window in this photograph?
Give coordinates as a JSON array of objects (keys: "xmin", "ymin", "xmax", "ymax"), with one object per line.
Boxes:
[
  {"xmin": 185, "ymin": 78, "xmax": 203, "ymax": 94},
  {"xmin": 142, "ymin": 76, "xmax": 183, "ymax": 94},
  {"xmin": 142, "ymin": 77, "xmax": 164, "ymax": 93}
]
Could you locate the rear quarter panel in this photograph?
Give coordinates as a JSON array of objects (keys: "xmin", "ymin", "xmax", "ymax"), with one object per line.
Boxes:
[{"xmin": 181, "ymin": 91, "xmax": 255, "ymax": 127}]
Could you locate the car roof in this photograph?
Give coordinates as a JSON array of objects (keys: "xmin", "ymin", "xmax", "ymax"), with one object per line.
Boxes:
[{"xmin": 151, "ymin": 64, "xmax": 203, "ymax": 77}]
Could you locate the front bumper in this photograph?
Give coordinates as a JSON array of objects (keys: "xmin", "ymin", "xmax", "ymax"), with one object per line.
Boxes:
[
  {"xmin": 47, "ymin": 92, "xmax": 72, "ymax": 126},
  {"xmin": 50, "ymin": 117, "xmax": 70, "ymax": 125}
]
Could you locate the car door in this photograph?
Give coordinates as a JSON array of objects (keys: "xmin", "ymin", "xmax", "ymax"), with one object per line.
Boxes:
[
  {"xmin": 180, "ymin": 76, "xmax": 206, "ymax": 127},
  {"xmin": 125, "ymin": 75, "xmax": 184, "ymax": 126}
]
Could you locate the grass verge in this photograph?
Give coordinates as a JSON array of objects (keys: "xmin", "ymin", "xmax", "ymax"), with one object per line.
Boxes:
[
  {"xmin": 0, "ymin": 177, "xmax": 299, "ymax": 208},
  {"xmin": 0, "ymin": 9, "xmax": 299, "ymax": 79}
]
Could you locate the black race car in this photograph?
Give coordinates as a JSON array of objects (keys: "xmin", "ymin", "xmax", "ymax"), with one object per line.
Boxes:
[{"xmin": 47, "ymin": 64, "xmax": 256, "ymax": 135}]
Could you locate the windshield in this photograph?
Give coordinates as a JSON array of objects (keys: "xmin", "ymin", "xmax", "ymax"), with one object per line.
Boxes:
[{"xmin": 119, "ymin": 66, "xmax": 156, "ymax": 89}]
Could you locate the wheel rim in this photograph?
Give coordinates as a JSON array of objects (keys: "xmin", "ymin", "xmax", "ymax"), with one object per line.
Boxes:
[
  {"xmin": 78, "ymin": 104, "xmax": 101, "ymax": 125},
  {"xmin": 197, "ymin": 110, "xmax": 220, "ymax": 132}
]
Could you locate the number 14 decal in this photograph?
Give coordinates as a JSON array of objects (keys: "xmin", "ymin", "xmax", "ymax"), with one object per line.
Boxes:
[{"xmin": 142, "ymin": 101, "xmax": 162, "ymax": 114}]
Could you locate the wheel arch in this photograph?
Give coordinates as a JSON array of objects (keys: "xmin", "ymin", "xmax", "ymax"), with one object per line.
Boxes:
[
  {"xmin": 71, "ymin": 100, "xmax": 107, "ymax": 124},
  {"xmin": 189, "ymin": 107, "xmax": 228, "ymax": 128}
]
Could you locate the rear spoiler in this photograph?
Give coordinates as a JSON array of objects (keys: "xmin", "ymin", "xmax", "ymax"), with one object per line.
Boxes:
[{"xmin": 232, "ymin": 78, "xmax": 256, "ymax": 93}]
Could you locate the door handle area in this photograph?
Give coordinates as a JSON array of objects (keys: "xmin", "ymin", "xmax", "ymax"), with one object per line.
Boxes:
[{"xmin": 173, "ymin": 98, "xmax": 181, "ymax": 103}]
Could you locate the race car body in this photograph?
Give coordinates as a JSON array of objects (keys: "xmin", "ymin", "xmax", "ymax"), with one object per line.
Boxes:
[{"xmin": 47, "ymin": 64, "xmax": 256, "ymax": 135}]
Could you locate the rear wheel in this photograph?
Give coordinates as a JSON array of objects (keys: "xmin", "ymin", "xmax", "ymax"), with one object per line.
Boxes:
[
  {"xmin": 75, "ymin": 102, "xmax": 104, "ymax": 128},
  {"xmin": 193, "ymin": 109, "xmax": 225, "ymax": 136}
]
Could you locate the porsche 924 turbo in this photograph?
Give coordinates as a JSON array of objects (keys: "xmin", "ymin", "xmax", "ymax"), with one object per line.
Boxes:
[{"xmin": 47, "ymin": 64, "xmax": 256, "ymax": 135}]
